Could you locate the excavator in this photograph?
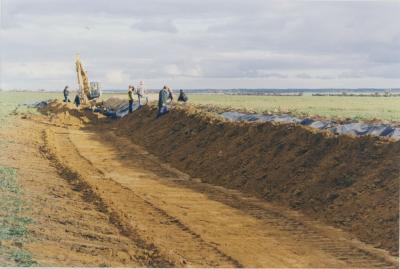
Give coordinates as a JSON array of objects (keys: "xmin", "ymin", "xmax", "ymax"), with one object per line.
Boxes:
[{"xmin": 75, "ymin": 54, "xmax": 101, "ymax": 104}]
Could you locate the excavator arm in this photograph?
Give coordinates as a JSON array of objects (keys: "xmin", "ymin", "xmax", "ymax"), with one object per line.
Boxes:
[{"xmin": 75, "ymin": 55, "xmax": 101, "ymax": 103}]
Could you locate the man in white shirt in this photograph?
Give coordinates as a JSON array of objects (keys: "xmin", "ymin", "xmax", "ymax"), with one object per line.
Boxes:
[{"xmin": 137, "ymin": 81, "xmax": 148, "ymax": 108}]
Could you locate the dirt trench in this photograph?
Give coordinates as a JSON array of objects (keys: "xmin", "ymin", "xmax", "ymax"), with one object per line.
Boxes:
[
  {"xmin": 24, "ymin": 100, "xmax": 398, "ymax": 267},
  {"xmin": 110, "ymin": 103, "xmax": 400, "ymax": 255}
]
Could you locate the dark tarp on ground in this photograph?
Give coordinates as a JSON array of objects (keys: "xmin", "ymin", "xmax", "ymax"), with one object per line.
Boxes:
[
  {"xmin": 221, "ymin": 111, "xmax": 400, "ymax": 140},
  {"xmin": 100, "ymin": 97, "xmax": 138, "ymax": 118},
  {"xmin": 30, "ymin": 99, "xmax": 55, "ymax": 108}
]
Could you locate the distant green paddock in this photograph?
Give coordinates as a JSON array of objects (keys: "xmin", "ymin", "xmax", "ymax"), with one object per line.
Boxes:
[
  {"xmin": 189, "ymin": 94, "xmax": 400, "ymax": 122},
  {"xmin": 1, "ymin": 91, "xmax": 400, "ymax": 122}
]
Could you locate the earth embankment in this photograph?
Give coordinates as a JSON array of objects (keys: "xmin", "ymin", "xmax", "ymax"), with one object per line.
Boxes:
[
  {"xmin": 42, "ymin": 101, "xmax": 400, "ymax": 255},
  {"xmin": 112, "ymin": 104, "xmax": 400, "ymax": 255}
]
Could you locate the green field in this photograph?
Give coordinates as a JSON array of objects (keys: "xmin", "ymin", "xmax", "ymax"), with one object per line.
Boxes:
[
  {"xmin": 1, "ymin": 91, "xmax": 400, "ymax": 122},
  {"xmin": 189, "ymin": 94, "xmax": 400, "ymax": 122}
]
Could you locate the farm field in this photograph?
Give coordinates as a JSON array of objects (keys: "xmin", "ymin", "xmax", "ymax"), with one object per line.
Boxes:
[
  {"xmin": 189, "ymin": 94, "xmax": 400, "ymax": 122},
  {"xmin": 2, "ymin": 91, "xmax": 400, "ymax": 122},
  {"xmin": 0, "ymin": 91, "xmax": 398, "ymax": 267}
]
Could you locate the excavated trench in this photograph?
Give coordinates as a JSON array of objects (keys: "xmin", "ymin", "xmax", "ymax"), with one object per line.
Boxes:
[{"xmin": 41, "ymin": 101, "xmax": 400, "ymax": 256}]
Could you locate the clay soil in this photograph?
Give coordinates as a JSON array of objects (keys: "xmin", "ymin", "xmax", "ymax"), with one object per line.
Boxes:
[{"xmin": 0, "ymin": 100, "xmax": 398, "ymax": 268}]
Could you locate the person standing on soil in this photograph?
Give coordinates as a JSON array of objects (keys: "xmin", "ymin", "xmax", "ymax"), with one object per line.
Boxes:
[
  {"xmin": 128, "ymin": 85, "xmax": 135, "ymax": 113},
  {"xmin": 74, "ymin": 93, "xmax": 81, "ymax": 108},
  {"xmin": 157, "ymin": 85, "xmax": 172, "ymax": 118},
  {"xmin": 178, "ymin": 89, "xmax": 188, "ymax": 102},
  {"xmin": 167, "ymin": 86, "xmax": 174, "ymax": 101},
  {"xmin": 63, "ymin": 86, "xmax": 70, "ymax": 103},
  {"xmin": 137, "ymin": 81, "xmax": 148, "ymax": 108}
]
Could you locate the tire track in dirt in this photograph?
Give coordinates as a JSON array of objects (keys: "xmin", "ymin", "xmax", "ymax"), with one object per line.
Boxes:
[
  {"xmin": 80, "ymin": 129, "xmax": 398, "ymax": 268},
  {"xmin": 43, "ymin": 127, "xmax": 242, "ymax": 267},
  {"xmin": 119, "ymin": 187, "xmax": 243, "ymax": 268},
  {"xmin": 176, "ymin": 181, "xmax": 397, "ymax": 268},
  {"xmin": 0, "ymin": 117, "xmax": 156, "ymax": 267},
  {"xmin": 40, "ymin": 129, "xmax": 174, "ymax": 268}
]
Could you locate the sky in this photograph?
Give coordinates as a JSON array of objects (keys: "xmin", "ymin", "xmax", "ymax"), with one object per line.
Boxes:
[{"xmin": 0, "ymin": 0, "xmax": 400, "ymax": 90}]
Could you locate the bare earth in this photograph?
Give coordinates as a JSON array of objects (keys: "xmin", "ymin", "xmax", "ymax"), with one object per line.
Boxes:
[{"xmin": 0, "ymin": 109, "xmax": 397, "ymax": 268}]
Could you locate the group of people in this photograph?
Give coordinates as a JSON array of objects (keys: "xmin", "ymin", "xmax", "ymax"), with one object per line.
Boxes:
[
  {"xmin": 63, "ymin": 81, "xmax": 189, "ymax": 116},
  {"xmin": 128, "ymin": 81, "xmax": 148, "ymax": 113},
  {"xmin": 63, "ymin": 86, "xmax": 81, "ymax": 108},
  {"xmin": 156, "ymin": 86, "xmax": 188, "ymax": 117},
  {"xmin": 128, "ymin": 83, "xmax": 188, "ymax": 118}
]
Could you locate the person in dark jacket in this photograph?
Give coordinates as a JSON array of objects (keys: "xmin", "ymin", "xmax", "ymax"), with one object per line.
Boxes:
[
  {"xmin": 177, "ymin": 89, "xmax": 188, "ymax": 102},
  {"xmin": 157, "ymin": 85, "xmax": 172, "ymax": 118},
  {"xmin": 74, "ymin": 93, "xmax": 81, "ymax": 108},
  {"xmin": 167, "ymin": 87, "xmax": 174, "ymax": 101},
  {"xmin": 128, "ymin": 85, "xmax": 135, "ymax": 113},
  {"xmin": 63, "ymin": 86, "xmax": 70, "ymax": 102}
]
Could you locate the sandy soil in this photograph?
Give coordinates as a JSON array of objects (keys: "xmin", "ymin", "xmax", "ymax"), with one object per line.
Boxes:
[
  {"xmin": 0, "ymin": 118, "xmax": 149, "ymax": 267},
  {"xmin": 0, "ymin": 101, "xmax": 398, "ymax": 267},
  {"xmin": 114, "ymin": 104, "xmax": 400, "ymax": 255}
]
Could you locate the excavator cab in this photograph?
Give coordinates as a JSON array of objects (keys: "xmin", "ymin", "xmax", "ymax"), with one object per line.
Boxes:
[{"xmin": 89, "ymin": 82, "xmax": 101, "ymax": 99}]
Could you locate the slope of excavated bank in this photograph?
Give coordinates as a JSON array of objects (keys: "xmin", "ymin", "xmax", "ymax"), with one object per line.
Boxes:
[
  {"xmin": 40, "ymin": 101, "xmax": 399, "ymax": 255},
  {"xmin": 111, "ymin": 104, "xmax": 399, "ymax": 255}
]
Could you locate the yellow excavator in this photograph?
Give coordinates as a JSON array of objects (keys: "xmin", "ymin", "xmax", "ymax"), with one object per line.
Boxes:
[{"xmin": 75, "ymin": 54, "xmax": 101, "ymax": 104}]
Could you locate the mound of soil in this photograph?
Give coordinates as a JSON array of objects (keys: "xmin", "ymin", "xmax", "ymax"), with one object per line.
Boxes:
[{"xmin": 42, "ymin": 101, "xmax": 400, "ymax": 255}]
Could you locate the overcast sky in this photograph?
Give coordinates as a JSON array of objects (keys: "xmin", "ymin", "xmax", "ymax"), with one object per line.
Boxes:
[{"xmin": 1, "ymin": 0, "xmax": 399, "ymax": 90}]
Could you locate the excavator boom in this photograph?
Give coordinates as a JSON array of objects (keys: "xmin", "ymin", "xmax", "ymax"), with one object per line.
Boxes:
[{"xmin": 75, "ymin": 55, "xmax": 101, "ymax": 103}]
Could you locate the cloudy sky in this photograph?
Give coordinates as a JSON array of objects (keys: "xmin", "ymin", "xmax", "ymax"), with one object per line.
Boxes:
[{"xmin": 1, "ymin": 0, "xmax": 399, "ymax": 90}]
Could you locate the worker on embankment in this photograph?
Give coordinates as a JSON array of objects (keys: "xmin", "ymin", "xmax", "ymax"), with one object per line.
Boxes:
[
  {"xmin": 137, "ymin": 81, "xmax": 148, "ymax": 108},
  {"xmin": 178, "ymin": 89, "xmax": 188, "ymax": 102},
  {"xmin": 157, "ymin": 85, "xmax": 172, "ymax": 118},
  {"xmin": 128, "ymin": 85, "xmax": 135, "ymax": 113},
  {"xmin": 63, "ymin": 86, "xmax": 70, "ymax": 103},
  {"xmin": 167, "ymin": 86, "xmax": 174, "ymax": 101},
  {"xmin": 74, "ymin": 93, "xmax": 81, "ymax": 108}
]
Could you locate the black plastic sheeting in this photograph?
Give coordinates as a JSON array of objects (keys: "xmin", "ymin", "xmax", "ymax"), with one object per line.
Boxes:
[
  {"xmin": 28, "ymin": 99, "xmax": 55, "ymax": 108},
  {"xmin": 221, "ymin": 111, "xmax": 400, "ymax": 140},
  {"xmin": 96, "ymin": 103, "xmax": 131, "ymax": 118},
  {"xmin": 29, "ymin": 99, "xmax": 134, "ymax": 119}
]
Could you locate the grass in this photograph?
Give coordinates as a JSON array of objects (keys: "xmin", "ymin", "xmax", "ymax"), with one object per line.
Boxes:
[
  {"xmin": 10, "ymin": 249, "xmax": 37, "ymax": 267},
  {"xmin": 0, "ymin": 94, "xmax": 38, "ymax": 266},
  {"xmin": 189, "ymin": 94, "xmax": 400, "ymax": 122},
  {"xmin": 0, "ymin": 167, "xmax": 36, "ymax": 266}
]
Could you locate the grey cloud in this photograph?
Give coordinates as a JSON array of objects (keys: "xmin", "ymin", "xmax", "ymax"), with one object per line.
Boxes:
[
  {"xmin": 3, "ymin": 0, "xmax": 266, "ymax": 18},
  {"xmin": 338, "ymin": 71, "xmax": 366, "ymax": 79},
  {"xmin": 132, "ymin": 19, "xmax": 178, "ymax": 33},
  {"xmin": 296, "ymin": 73, "xmax": 313, "ymax": 79},
  {"xmin": 1, "ymin": 0, "xmax": 399, "ymax": 90},
  {"xmin": 315, "ymin": 75, "xmax": 336, "ymax": 80}
]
